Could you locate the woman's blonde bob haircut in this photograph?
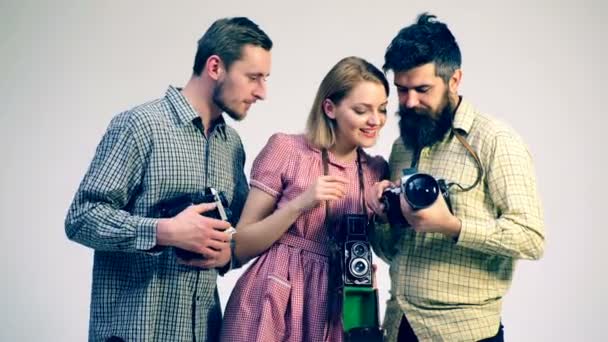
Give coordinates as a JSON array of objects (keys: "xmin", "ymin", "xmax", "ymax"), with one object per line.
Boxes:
[{"xmin": 305, "ymin": 56, "xmax": 389, "ymax": 149}]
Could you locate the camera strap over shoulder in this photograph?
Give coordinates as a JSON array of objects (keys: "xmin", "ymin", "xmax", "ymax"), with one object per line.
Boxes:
[
  {"xmin": 408, "ymin": 129, "xmax": 484, "ymax": 194},
  {"xmin": 321, "ymin": 148, "xmax": 367, "ymax": 217},
  {"xmin": 451, "ymin": 129, "xmax": 484, "ymax": 192},
  {"xmin": 321, "ymin": 148, "xmax": 367, "ymax": 331},
  {"xmin": 409, "ymin": 95, "xmax": 485, "ymax": 194},
  {"xmin": 448, "ymin": 96, "xmax": 484, "ymax": 192}
]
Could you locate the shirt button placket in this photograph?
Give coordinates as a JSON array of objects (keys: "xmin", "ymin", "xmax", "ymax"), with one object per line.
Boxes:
[{"xmin": 418, "ymin": 147, "xmax": 429, "ymax": 170}]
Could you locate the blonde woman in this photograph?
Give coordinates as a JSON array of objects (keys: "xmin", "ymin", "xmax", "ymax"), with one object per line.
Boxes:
[{"xmin": 221, "ymin": 57, "xmax": 389, "ymax": 342}]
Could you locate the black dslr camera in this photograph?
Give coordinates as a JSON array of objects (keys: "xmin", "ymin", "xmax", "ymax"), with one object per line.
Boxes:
[
  {"xmin": 156, "ymin": 187, "xmax": 233, "ymax": 260},
  {"xmin": 337, "ymin": 214, "xmax": 373, "ymax": 286},
  {"xmin": 381, "ymin": 168, "xmax": 452, "ymax": 226}
]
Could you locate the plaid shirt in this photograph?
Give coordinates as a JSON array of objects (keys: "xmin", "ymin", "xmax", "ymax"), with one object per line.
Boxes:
[
  {"xmin": 372, "ymin": 98, "xmax": 544, "ymax": 341},
  {"xmin": 65, "ymin": 86, "xmax": 248, "ymax": 342}
]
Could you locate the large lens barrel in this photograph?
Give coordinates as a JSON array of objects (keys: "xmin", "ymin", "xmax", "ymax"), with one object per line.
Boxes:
[{"xmin": 403, "ymin": 173, "xmax": 440, "ymax": 209}]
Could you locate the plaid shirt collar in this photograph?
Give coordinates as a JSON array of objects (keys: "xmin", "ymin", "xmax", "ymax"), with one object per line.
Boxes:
[
  {"xmin": 165, "ymin": 85, "xmax": 228, "ymax": 140},
  {"xmin": 452, "ymin": 96, "xmax": 476, "ymax": 135}
]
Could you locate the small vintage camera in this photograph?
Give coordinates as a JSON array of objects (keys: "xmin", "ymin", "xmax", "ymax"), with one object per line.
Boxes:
[
  {"xmin": 156, "ymin": 187, "xmax": 233, "ymax": 260},
  {"xmin": 334, "ymin": 214, "xmax": 383, "ymax": 341},
  {"xmin": 336, "ymin": 214, "xmax": 373, "ymax": 287},
  {"xmin": 381, "ymin": 168, "xmax": 452, "ymax": 226}
]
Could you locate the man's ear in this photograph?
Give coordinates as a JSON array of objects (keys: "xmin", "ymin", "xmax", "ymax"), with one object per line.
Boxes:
[
  {"xmin": 323, "ymin": 99, "xmax": 336, "ymax": 119},
  {"xmin": 449, "ymin": 69, "xmax": 462, "ymax": 94},
  {"xmin": 206, "ymin": 55, "xmax": 224, "ymax": 81}
]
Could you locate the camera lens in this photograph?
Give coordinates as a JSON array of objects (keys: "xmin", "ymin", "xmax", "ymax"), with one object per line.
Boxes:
[
  {"xmin": 351, "ymin": 242, "xmax": 368, "ymax": 257},
  {"xmin": 350, "ymin": 258, "xmax": 369, "ymax": 277},
  {"xmin": 404, "ymin": 173, "xmax": 440, "ymax": 209}
]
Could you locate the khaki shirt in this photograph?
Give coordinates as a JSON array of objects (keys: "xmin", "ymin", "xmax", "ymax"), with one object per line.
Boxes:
[{"xmin": 373, "ymin": 99, "xmax": 544, "ymax": 341}]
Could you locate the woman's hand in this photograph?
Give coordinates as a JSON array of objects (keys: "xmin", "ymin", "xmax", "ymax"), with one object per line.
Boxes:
[{"xmin": 291, "ymin": 175, "xmax": 349, "ymax": 211}]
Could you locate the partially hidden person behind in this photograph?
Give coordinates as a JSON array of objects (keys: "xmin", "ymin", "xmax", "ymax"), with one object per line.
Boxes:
[
  {"xmin": 366, "ymin": 13, "xmax": 545, "ymax": 342},
  {"xmin": 64, "ymin": 17, "xmax": 272, "ymax": 342},
  {"xmin": 220, "ymin": 56, "xmax": 390, "ymax": 342}
]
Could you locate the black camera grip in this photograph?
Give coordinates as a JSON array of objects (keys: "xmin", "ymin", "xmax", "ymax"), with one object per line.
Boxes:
[
  {"xmin": 155, "ymin": 191, "xmax": 231, "ymax": 261},
  {"xmin": 381, "ymin": 190, "xmax": 409, "ymax": 227}
]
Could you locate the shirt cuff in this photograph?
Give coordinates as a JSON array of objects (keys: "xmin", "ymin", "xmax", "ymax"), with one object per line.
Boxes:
[
  {"xmin": 250, "ymin": 180, "xmax": 280, "ymax": 198},
  {"xmin": 217, "ymin": 240, "xmax": 237, "ymax": 276},
  {"xmin": 455, "ymin": 217, "xmax": 488, "ymax": 250},
  {"xmin": 135, "ymin": 217, "xmax": 160, "ymax": 252}
]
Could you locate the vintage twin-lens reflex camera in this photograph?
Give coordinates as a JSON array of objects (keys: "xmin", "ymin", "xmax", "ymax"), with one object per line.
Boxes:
[
  {"xmin": 337, "ymin": 214, "xmax": 373, "ymax": 286},
  {"xmin": 381, "ymin": 167, "xmax": 453, "ymax": 226},
  {"xmin": 156, "ymin": 187, "xmax": 233, "ymax": 260},
  {"xmin": 334, "ymin": 214, "xmax": 383, "ymax": 341}
]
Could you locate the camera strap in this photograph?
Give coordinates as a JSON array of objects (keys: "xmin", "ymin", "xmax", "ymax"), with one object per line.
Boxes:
[
  {"xmin": 409, "ymin": 129, "xmax": 484, "ymax": 194},
  {"xmin": 321, "ymin": 147, "xmax": 367, "ymax": 331},
  {"xmin": 451, "ymin": 129, "xmax": 484, "ymax": 192},
  {"xmin": 408, "ymin": 96, "xmax": 484, "ymax": 193},
  {"xmin": 321, "ymin": 148, "xmax": 367, "ymax": 218}
]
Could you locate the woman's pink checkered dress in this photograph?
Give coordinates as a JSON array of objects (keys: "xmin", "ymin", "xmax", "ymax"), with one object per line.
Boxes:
[{"xmin": 221, "ymin": 133, "xmax": 387, "ymax": 342}]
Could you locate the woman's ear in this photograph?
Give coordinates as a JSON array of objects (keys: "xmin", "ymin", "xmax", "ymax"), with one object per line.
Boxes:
[{"xmin": 323, "ymin": 99, "xmax": 336, "ymax": 119}]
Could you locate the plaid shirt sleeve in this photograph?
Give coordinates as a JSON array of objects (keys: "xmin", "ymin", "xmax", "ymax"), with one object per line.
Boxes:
[
  {"xmin": 456, "ymin": 130, "xmax": 545, "ymax": 259},
  {"xmin": 65, "ymin": 113, "xmax": 158, "ymax": 252},
  {"xmin": 370, "ymin": 153, "xmax": 402, "ymax": 263},
  {"xmin": 371, "ymin": 222, "xmax": 403, "ymax": 263}
]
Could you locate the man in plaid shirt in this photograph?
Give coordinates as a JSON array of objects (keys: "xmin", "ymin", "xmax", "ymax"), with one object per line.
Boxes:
[
  {"xmin": 65, "ymin": 17, "xmax": 272, "ymax": 341},
  {"xmin": 368, "ymin": 13, "xmax": 545, "ymax": 341}
]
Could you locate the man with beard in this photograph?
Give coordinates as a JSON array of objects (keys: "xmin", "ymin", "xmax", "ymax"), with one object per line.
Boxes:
[
  {"xmin": 65, "ymin": 17, "xmax": 271, "ymax": 342},
  {"xmin": 367, "ymin": 13, "xmax": 544, "ymax": 341}
]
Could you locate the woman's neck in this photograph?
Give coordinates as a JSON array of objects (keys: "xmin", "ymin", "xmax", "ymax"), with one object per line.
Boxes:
[{"xmin": 329, "ymin": 139, "xmax": 358, "ymax": 163}]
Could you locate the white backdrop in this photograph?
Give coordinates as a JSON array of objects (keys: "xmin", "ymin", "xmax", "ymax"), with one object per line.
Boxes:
[{"xmin": 1, "ymin": 0, "xmax": 604, "ymax": 341}]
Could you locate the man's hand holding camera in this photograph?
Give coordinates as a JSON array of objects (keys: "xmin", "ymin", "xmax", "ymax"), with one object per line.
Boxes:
[
  {"xmin": 368, "ymin": 179, "xmax": 462, "ymax": 238},
  {"xmin": 398, "ymin": 190, "xmax": 461, "ymax": 237},
  {"xmin": 156, "ymin": 202, "xmax": 233, "ymax": 268}
]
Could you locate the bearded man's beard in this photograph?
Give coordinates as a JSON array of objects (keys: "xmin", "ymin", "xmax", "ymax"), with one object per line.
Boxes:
[{"xmin": 398, "ymin": 92, "xmax": 455, "ymax": 150}]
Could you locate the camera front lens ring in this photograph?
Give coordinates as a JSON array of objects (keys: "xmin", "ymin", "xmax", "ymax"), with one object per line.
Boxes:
[
  {"xmin": 404, "ymin": 173, "xmax": 440, "ymax": 209},
  {"xmin": 350, "ymin": 257, "xmax": 370, "ymax": 277}
]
